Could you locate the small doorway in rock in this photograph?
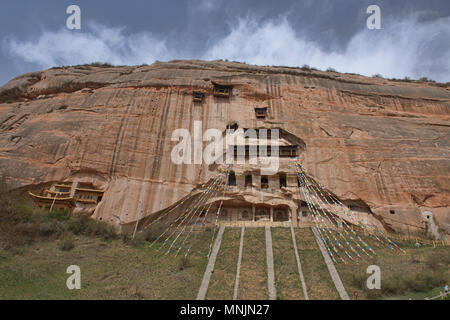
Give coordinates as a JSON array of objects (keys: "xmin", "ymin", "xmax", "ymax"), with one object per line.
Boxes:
[
  {"xmin": 279, "ymin": 173, "xmax": 287, "ymax": 188},
  {"xmin": 240, "ymin": 210, "xmax": 250, "ymax": 221},
  {"xmin": 245, "ymin": 173, "xmax": 252, "ymax": 187},
  {"xmin": 261, "ymin": 176, "xmax": 269, "ymax": 189},
  {"xmin": 274, "ymin": 209, "xmax": 289, "ymax": 222},
  {"xmin": 193, "ymin": 91, "xmax": 205, "ymax": 103},
  {"xmin": 220, "ymin": 209, "xmax": 230, "ymax": 221},
  {"xmin": 213, "ymin": 83, "xmax": 232, "ymax": 98},
  {"xmin": 228, "ymin": 171, "xmax": 237, "ymax": 186},
  {"xmin": 255, "ymin": 208, "xmax": 270, "ymax": 221},
  {"xmin": 254, "ymin": 107, "xmax": 267, "ymax": 119}
]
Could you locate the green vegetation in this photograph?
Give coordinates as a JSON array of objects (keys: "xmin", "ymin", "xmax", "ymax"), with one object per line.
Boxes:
[
  {"xmin": 58, "ymin": 234, "xmax": 75, "ymax": 251},
  {"xmin": 1, "ymin": 207, "xmax": 448, "ymax": 300},
  {"xmin": 294, "ymin": 228, "xmax": 340, "ymax": 300},
  {"xmin": 419, "ymin": 77, "xmax": 435, "ymax": 83},
  {"xmin": 336, "ymin": 239, "xmax": 450, "ymax": 300},
  {"xmin": 206, "ymin": 228, "xmax": 241, "ymax": 300},
  {"xmin": 238, "ymin": 228, "xmax": 268, "ymax": 299},
  {"xmin": 272, "ymin": 228, "xmax": 305, "ymax": 300},
  {"xmin": 0, "ymin": 172, "xmax": 212, "ymax": 299},
  {"xmin": 0, "ymin": 230, "xmax": 213, "ymax": 299},
  {"xmin": 301, "ymin": 64, "xmax": 311, "ymax": 71},
  {"xmin": 88, "ymin": 62, "xmax": 114, "ymax": 68},
  {"xmin": 0, "ymin": 204, "xmax": 118, "ymax": 249},
  {"xmin": 0, "ymin": 91, "xmax": 20, "ymax": 104}
]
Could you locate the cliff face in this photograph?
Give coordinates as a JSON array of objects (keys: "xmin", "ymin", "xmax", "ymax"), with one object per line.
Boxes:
[{"xmin": 0, "ymin": 60, "xmax": 449, "ymax": 236}]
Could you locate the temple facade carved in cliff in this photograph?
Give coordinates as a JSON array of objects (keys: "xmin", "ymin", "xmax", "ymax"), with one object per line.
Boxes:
[
  {"xmin": 208, "ymin": 127, "xmax": 311, "ymax": 227},
  {"xmin": 137, "ymin": 127, "xmax": 333, "ymax": 229},
  {"xmin": 29, "ymin": 181, "xmax": 104, "ymax": 214}
]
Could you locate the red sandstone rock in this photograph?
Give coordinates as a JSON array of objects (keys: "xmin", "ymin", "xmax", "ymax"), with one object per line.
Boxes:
[{"xmin": 0, "ymin": 60, "xmax": 448, "ymax": 237}]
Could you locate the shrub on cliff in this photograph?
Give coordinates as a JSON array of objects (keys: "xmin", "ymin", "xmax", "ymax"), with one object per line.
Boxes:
[
  {"xmin": 46, "ymin": 208, "xmax": 70, "ymax": 222},
  {"xmin": 58, "ymin": 234, "xmax": 75, "ymax": 251},
  {"xmin": 419, "ymin": 77, "xmax": 436, "ymax": 83},
  {"xmin": 86, "ymin": 219, "xmax": 117, "ymax": 241},
  {"xmin": 0, "ymin": 87, "xmax": 27, "ymax": 104},
  {"xmin": 68, "ymin": 214, "xmax": 117, "ymax": 241},
  {"xmin": 301, "ymin": 64, "xmax": 311, "ymax": 71},
  {"xmin": 88, "ymin": 62, "xmax": 114, "ymax": 68}
]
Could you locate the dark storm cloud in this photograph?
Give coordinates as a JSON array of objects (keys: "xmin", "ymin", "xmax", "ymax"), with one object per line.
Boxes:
[{"xmin": 1, "ymin": 0, "xmax": 449, "ymax": 85}]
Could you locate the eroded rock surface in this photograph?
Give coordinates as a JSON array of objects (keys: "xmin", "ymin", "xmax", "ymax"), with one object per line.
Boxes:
[{"xmin": 0, "ymin": 60, "xmax": 449, "ymax": 237}]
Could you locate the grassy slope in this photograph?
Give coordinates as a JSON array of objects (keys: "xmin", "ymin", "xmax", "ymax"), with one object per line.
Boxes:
[
  {"xmin": 0, "ymin": 230, "xmax": 213, "ymax": 299},
  {"xmin": 238, "ymin": 227, "xmax": 268, "ymax": 299},
  {"xmin": 335, "ymin": 240, "xmax": 450, "ymax": 300},
  {"xmin": 294, "ymin": 228, "xmax": 340, "ymax": 300},
  {"xmin": 206, "ymin": 228, "xmax": 241, "ymax": 300},
  {"xmin": 1, "ymin": 225, "xmax": 448, "ymax": 300},
  {"xmin": 272, "ymin": 227, "xmax": 305, "ymax": 300}
]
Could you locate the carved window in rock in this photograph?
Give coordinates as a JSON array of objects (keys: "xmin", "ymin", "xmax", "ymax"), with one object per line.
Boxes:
[
  {"xmin": 274, "ymin": 210, "xmax": 289, "ymax": 222},
  {"xmin": 279, "ymin": 146, "xmax": 297, "ymax": 157},
  {"xmin": 261, "ymin": 176, "xmax": 269, "ymax": 189},
  {"xmin": 240, "ymin": 210, "xmax": 250, "ymax": 221},
  {"xmin": 255, "ymin": 107, "xmax": 267, "ymax": 119},
  {"xmin": 255, "ymin": 208, "xmax": 270, "ymax": 221},
  {"xmin": 213, "ymin": 83, "xmax": 232, "ymax": 98},
  {"xmin": 245, "ymin": 173, "xmax": 252, "ymax": 187},
  {"xmin": 279, "ymin": 173, "xmax": 287, "ymax": 188},
  {"xmin": 221, "ymin": 209, "xmax": 228, "ymax": 220},
  {"xmin": 228, "ymin": 171, "xmax": 237, "ymax": 186},
  {"xmin": 220, "ymin": 209, "xmax": 231, "ymax": 221},
  {"xmin": 193, "ymin": 91, "xmax": 205, "ymax": 103}
]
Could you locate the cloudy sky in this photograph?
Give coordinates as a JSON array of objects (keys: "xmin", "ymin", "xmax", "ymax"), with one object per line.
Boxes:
[{"xmin": 1, "ymin": 0, "xmax": 449, "ymax": 85}]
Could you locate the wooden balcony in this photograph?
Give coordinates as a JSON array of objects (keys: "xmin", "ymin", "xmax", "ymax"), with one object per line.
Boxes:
[
  {"xmin": 255, "ymin": 107, "xmax": 267, "ymax": 119},
  {"xmin": 193, "ymin": 91, "xmax": 205, "ymax": 102},
  {"xmin": 213, "ymin": 83, "xmax": 232, "ymax": 98}
]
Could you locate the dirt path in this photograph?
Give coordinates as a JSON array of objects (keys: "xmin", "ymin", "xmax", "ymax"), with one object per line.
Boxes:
[
  {"xmin": 233, "ymin": 227, "xmax": 245, "ymax": 300},
  {"xmin": 265, "ymin": 226, "xmax": 276, "ymax": 300}
]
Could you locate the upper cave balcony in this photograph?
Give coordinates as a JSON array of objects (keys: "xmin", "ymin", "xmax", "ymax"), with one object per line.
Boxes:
[{"xmin": 213, "ymin": 82, "xmax": 233, "ymax": 98}]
